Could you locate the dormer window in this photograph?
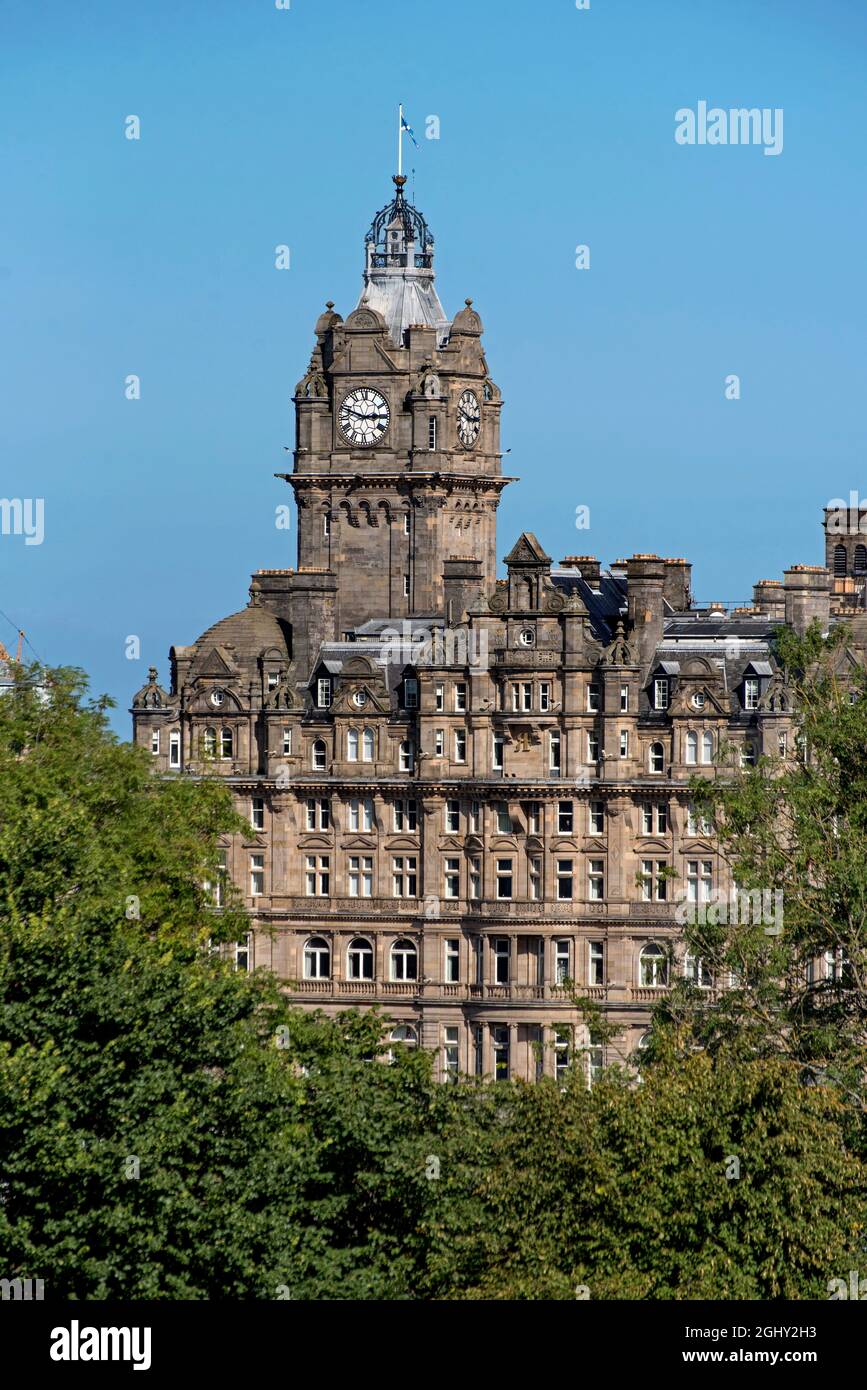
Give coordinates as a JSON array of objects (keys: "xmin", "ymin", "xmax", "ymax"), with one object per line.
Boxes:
[
  {"xmin": 267, "ymin": 673, "xmax": 279, "ymax": 692},
  {"xmin": 403, "ymin": 677, "xmax": 418, "ymax": 710},
  {"xmin": 317, "ymin": 677, "xmax": 332, "ymax": 709},
  {"xmin": 653, "ymin": 678, "xmax": 669, "ymax": 711},
  {"xmin": 744, "ymin": 678, "xmax": 760, "ymax": 711}
]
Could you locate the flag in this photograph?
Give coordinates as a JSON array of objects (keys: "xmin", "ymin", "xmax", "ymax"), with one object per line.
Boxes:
[{"xmin": 401, "ymin": 113, "xmax": 419, "ymax": 148}]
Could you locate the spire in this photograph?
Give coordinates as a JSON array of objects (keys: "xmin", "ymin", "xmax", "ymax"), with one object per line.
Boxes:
[{"xmin": 357, "ymin": 175, "xmax": 450, "ymax": 348}]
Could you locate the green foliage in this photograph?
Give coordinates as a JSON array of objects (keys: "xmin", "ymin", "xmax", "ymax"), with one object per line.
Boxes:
[{"xmin": 0, "ymin": 662, "xmax": 864, "ymax": 1300}]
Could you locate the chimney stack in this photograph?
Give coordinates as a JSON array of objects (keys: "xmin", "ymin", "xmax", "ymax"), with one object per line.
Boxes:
[
  {"xmin": 626, "ymin": 554, "xmax": 666, "ymax": 668},
  {"xmin": 560, "ymin": 555, "xmax": 600, "ymax": 583},
  {"xmin": 663, "ymin": 557, "xmax": 692, "ymax": 612},
  {"xmin": 753, "ymin": 579, "xmax": 786, "ymax": 621},
  {"xmin": 783, "ymin": 565, "xmax": 831, "ymax": 636}
]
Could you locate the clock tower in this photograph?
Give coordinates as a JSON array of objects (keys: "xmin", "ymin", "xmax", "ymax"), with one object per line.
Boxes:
[{"xmin": 282, "ymin": 174, "xmax": 510, "ymax": 635}]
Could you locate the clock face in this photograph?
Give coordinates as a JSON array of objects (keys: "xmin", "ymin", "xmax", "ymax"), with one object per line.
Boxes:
[
  {"xmin": 338, "ymin": 387, "xmax": 390, "ymax": 447},
  {"xmin": 457, "ymin": 389, "xmax": 481, "ymax": 447}
]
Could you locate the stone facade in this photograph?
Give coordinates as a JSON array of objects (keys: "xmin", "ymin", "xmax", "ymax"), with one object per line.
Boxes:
[{"xmin": 132, "ymin": 175, "xmax": 866, "ymax": 1083}]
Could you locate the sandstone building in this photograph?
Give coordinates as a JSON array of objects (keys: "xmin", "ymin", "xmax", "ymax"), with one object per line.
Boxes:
[{"xmin": 132, "ymin": 174, "xmax": 859, "ymax": 1082}]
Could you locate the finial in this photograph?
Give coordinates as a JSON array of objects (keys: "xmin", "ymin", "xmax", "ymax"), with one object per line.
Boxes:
[
  {"xmin": 326, "ymin": 300, "xmax": 334, "ymax": 310},
  {"xmin": 393, "ymin": 173, "xmax": 407, "ymax": 187},
  {"xmin": 148, "ymin": 666, "xmax": 158, "ymax": 684},
  {"xmin": 465, "ymin": 298, "xmax": 473, "ymax": 306}
]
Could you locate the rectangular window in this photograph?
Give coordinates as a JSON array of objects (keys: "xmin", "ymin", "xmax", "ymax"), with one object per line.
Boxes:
[
  {"xmin": 527, "ymin": 801, "xmax": 541, "ymax": 834},
  {"xmin": 454, "ymin": 681, "xmax": 467, "ymax": 712},
  {"xmin": 211, "ymin": 848, "xmax": 228, "ymax": 908},
  {"xmin": 443, "ymin": 1024, "xmax": 459, "ymax": 1074},
  {"xmin": 496, "ymin": 802, "xmax": 511, "ymax": 834},
  {"xmin": 555, "ymin": 939, "xmax": 570, "ymax": 984},
  {"xmin": 306, "ymin": 798, "xmax": 329, "ymax": 831},
  {"xmin": 348, "ymin": 854, "xmax": 373, "ymax": 898},
  {"xmin": 686, "ymin": 859, "xmax": 713, "ymax": 903},
  {"xmin": 267, "ymin": 672, "xmax": 279, "ymax": 692},
  {"xmin": 390, "ymin": 798, "xmax": 418, "ymax": 832},
  {"xmin": 587, "ymin": 732, "xmax": 599, "ymax": 763},
  {"xmin": 554, "ymin": 1025, "xmax": 571, "ymax": 1081},
  {"xmin": 686, "ymin": 803, "xmax": 711, "ymax": 836},
  {"xmin": 493, "ymin": 733, "xmax": 504, "ymax": 770},
  {"xmin": 641, "ymin": 802, "xmax": 667, "ymax": 834},
  {"xmin": 317, "ymin": 677, "xmax": 332, "ymax": 709},
  {"xmin": 588, "ymin": 859, "xmax": 605, "ymax": 900},
  {"xmin": 150, "ymin": 729, "xmax": 160, "ymax": 755},
  {"xmin": 435, "ymin": 682, "xmax": 444, "ymax": 711},
  {"xmin": 469, "ymin": 800, "xmax": 480, "ymax": 833},
  {"xmin": 557, "ymin": 800, "xmax": 573, "ymax": 834},
  {"xmin": 251, "ymin": 797, "xmax": 264, "ymax": 831},
  {"xmin": 444, "ymin": 857, "xmax": 460, "ymax": 898},
  {"xmin": 619, "ymin": 729, "xmax": 629, "ymax": 758},
  {"xmin": 529, "ymin": 855, "xmax": 542, "ymax": 900},
  {"xmin": 403, "ymin": 574, "xmax": 411, "ymax": 598},
  {"xmin": 234, "ymin": 933, "xmax": 252, "ymax": 973},
  {"xmin": 549, "ymin": 731, "xmax": 561, "ymax": 771},
  {"xmin": 469, "ymin": 856, "xmax": 482, "ymax": 900},
  {"xmin": 620, "ymin": 684, "xmax": 629, "ymax": 713},
  {"xmin": 778, "ymin": 730, "xmax": 788, "ymax": 757},
  {"xmin": 493, "ymin": 938, "xmax": 510, "ymax": 984},
  {"xmin": 323, "ymin": 514, "xmax": 331, "ymax": 537},
  {"xmin": 305, "ymin": 854, "xmax": 329, "ymax": 896},
  {"xmin": 589, "ymin": 941, "xmax": 604, "ymax": 986},
  {"xmin": 641, "ymin": 859, "xmax": 668, "ymax": 902},
  {"xmin": 519, "ymin": 681, "xmax": 533, "ymax": 712},
  {"xmin": 654, "ymin": 678, "xmax": 670, "ymax": 710},
  {"xmin": 454, "ymin": 729, "xmax": 467, "ymax": 763},
  {"xmin": 496, "ymin": 859, "xmax": 513, "ymax": 900},
  {"xmin": 492, "ymin": 1024, "xmax": 510, "ymax": 1081},
  {"xmin": 589, "ymin": 800, "xmax": 604, "ymax": 834},
  {"xmin": 473, "ymin": 1023, "xmax": 484, "ymax": 1075},
  {"xmin": 428, "ymin": 415, "xmax": 437, "ymax": 450},
  {"xmin": 250, "ymin": 854, "xmax": 264, "ymax": 898},
  {"xmin": 404, "ymin": 678, "xmax": 418, "ymax": 709},
  {"xmin": 445, "ymin": 799, "xmax": 460, "ymax": 833},
  {"xmin": 445, "ymin": 939, "xmax": 460, "ymax": 982},
  {"xmin": 282, "ymin": 727, "xmax": 292, "ymax": 755},
  {"xmin": 392, "ymin": 855, "xmax": 418, "ymax": 898},
  {"xmin": 169, "ymin": 731, "xmax": 181, "ymax": 768},
  {"xmin": 435, "ymin": 728, "xmax": 445, "ymax": 757},
  {"xmin": 403, "ymin": 512, "xmax": 410, "ymax": 536},
  {"xmin": 587, "ymin": 683, "xmax": 601, "ymax": 713},
  {"xmin": 540, "ymin": 682, "xmax": 551, "ymax": 712},
  {"xmin": 556, "ymin": 858, "xmax": 574, "ymax": 900},
  {"xmin": 744, "ymin": 677, "xmax": 760, "ymax": 710},
  {"xmin": 399, "ymin": 741, "xmax": 414, "ymax": 773}
]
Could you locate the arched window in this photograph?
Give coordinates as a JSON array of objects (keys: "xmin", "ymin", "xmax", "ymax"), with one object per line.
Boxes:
[
  {"xmin": 362, "ymin": 728, "xmax": 374, "ymax": 762},
  {"xmin": 637, "ymin": 1030, "xmax": 652, "ymax": 1051},
  {"xmin": 312, "ymin": 738, "xmax": 327, "ymax": 771},
  {"xmin": 391, "ymin": 938, "xmax": 418, "ymax": 982},
  {"xmin": 856, "ymin": 544, "xmax": 867, "ymax": 576},
  {"xmin": 639, "ymin": 943, "xmax": 669, "ymax": 988},
  {"xmin": 834, "ymin": 544, "xmax": 847, "ymax": 577},
  {"xmin": 220, "ymin": 727, "xmax": 233, "ymax": 759},
  {"xmin": 649, "ymin": 741, "xmax": 664, "ymax": 774},
  {"xmin": 389, "ymin": 1024, "xmax": 418, "ymax": 1050},
  {"xmin": 685, "ymin": 731, "xmax": 697, "ymax": 765},
  {"xmin": 303, "ymin": 937, "xmax": 330, "ymax": 980},
  {"xmin": 346, "ymin": 728, "xmax": 359, "ymax": 761},
  {"xmin": 347, "ymin": 937, "xmax": 374, "ymax": 980},
  {"xmin": 202, "ymin": 726, "xmax": 217, "ymax": 758},
  {"xmin": 701, "ymin": 731, "xmax": 714, "ymax": 765}
]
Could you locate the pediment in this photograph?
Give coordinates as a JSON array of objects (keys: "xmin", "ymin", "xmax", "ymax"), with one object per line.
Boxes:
[
  {"xmin": 550, "ymin": 837, "xmax": 579, "ymax": 852},
  {"xmin": 685, "ymin": 839, "xmax": 716, "ymax": 854},
  {"xmin": 329, "ymin": 684, "xmax": 389, "ymax": 715},
  {"xmin": 464, "ymin": 834, "xmax": 484, "ymax": 851},
  {"xmin": 241, "ymin": 834, "xmax": 267, "ymax": 850},
  {"xmin": 636, "ymin": 837, "xmax": 669, "ymax": 852},
  {"xmin": 505, "ymin": 532, "xmax": 551, "ymax": 567},
  {"xmin": 438, "ymin": 835, "xmax": 465, "ymax": 853},
  {"xmin": 584, "ymin": 837, "xmax": 607, "ymax": 853},
  {"xmin": 341, "ymin": 835, "xmax": 377, "ymax": 850},
  {"xmin": 525, "ymin": 835, "xmax": 544, "ymax": 852},
  {"xmin": 490, "ymin": 836, "xmax": 519, "ymax": 850},
  {"xmin": 190, "ymin": 646, "xmax": 239, "ymax": 680},
  {"xmin": 671, "ymin": 686, "xmax": 729, "ymax": 716},
  {"xmin": 297, "ymin": 834, "xmax": 334, "ymax": 850}
]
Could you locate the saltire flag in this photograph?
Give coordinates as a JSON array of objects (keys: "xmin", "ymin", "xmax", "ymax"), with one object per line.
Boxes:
[{"xmin": 401, "ymin": 112, "xmax": 419, "ymax": 148}]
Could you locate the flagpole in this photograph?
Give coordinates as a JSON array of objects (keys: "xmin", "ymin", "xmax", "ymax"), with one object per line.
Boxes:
[{"xmin": 398, "ymin": 103, "xmax": 403, "ymax": 177}]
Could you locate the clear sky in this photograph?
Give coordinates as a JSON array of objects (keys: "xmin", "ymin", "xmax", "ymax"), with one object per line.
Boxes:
[{"xmin": 3, "ymin": 0, "xmax": 866, "ymax": 733}]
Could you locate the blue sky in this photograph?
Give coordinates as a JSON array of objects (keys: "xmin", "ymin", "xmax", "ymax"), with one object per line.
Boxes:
[{"xmin": 2, "ymin": 0, "xmax": 866, "ymax": 733}]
